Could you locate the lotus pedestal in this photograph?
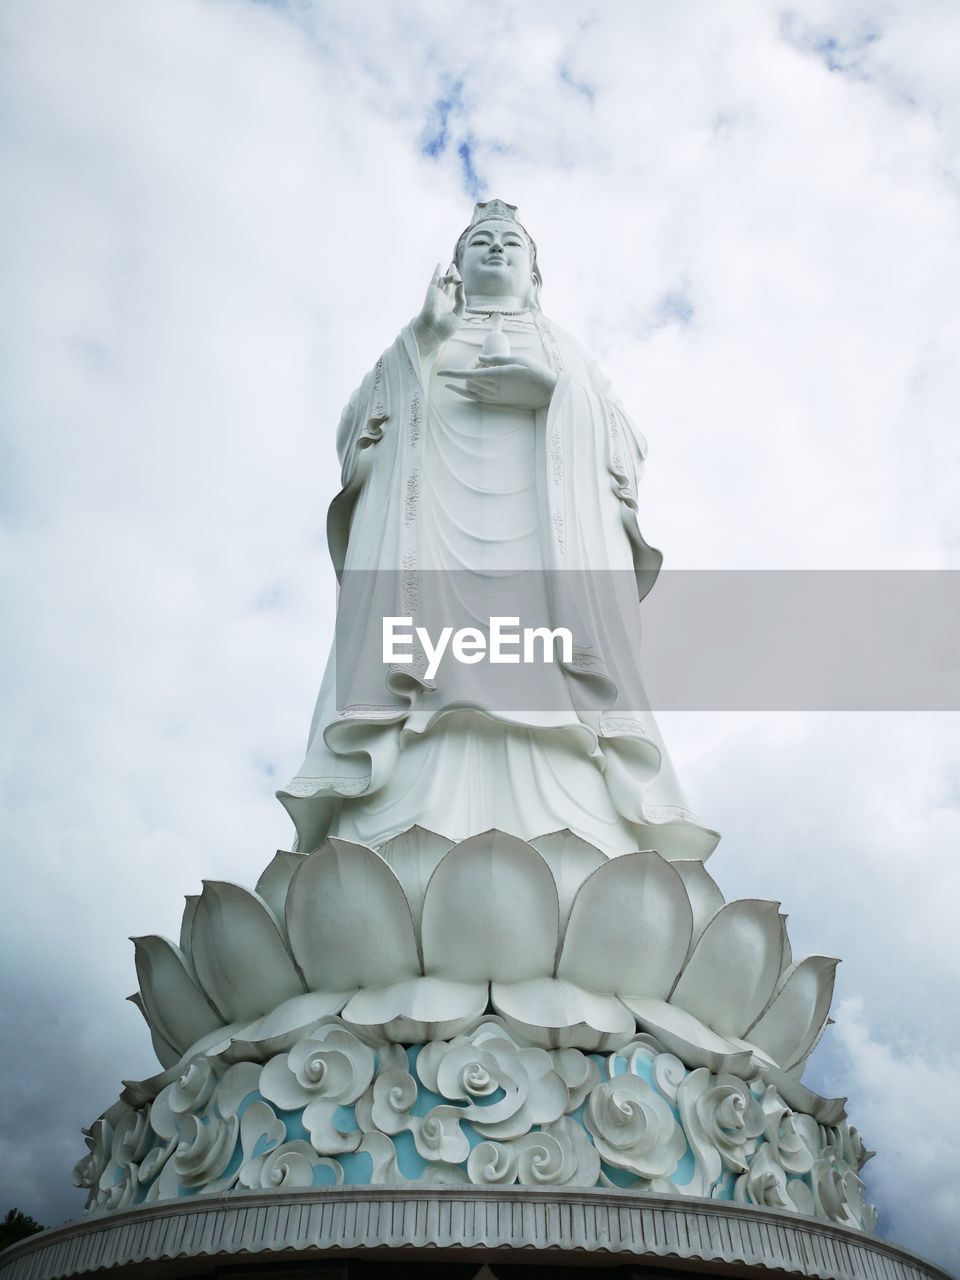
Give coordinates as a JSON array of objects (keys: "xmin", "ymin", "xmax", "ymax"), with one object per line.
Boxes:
[
  {"xmin": 0, "ymin": 1188, "xmax": 952, "ymax": 1280},
  {"xmin": 53, "ymin": 832, "xmax": 913, "ymax": 1274}
]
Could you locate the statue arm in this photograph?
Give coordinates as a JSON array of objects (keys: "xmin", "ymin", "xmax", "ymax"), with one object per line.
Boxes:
[
  {"xmin": 541, "ymin": 319, "xmax": 648, "ymax": 464},
  {"xmin": 578, "ymin": 347, "xmax": 649, "ymax": 467},
  {"xmin": 335, "ymin": 360, "xmax": 388, "ymax": 484},
  {"xmin": 326, "ymin": 326, "xmax": 422, "ymax": 577},
  {"xmin": 334, "ymin": 325, "xmax": 424, "ymax": 478},
  {"xmin": 543, "ymin": 327, "xmax": 662, "ymax": 593}
]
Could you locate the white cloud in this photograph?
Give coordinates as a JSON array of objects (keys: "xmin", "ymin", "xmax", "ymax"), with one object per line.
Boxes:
[
  {"xmin": 1, "ymin": 0, "xmax": 958, "ymax": 1266},
  {"xmin": 830, "ymin": 997, "xmax": 960, "ymax": 1270}
]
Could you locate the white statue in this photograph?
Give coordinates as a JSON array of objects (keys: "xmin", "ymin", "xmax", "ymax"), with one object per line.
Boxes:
[
  {"xmin": 279, "ymin": 200, "xmax": 718, "ymax": 860},
  {"xmin": 71, "ymin": 204, "xmax": 866, "ymax": 1234}
]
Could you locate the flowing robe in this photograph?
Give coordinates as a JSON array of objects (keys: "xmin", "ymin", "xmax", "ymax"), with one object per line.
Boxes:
[{"xmin": 278, "ymin": 312, "xmax": 718, "ymax": 860}]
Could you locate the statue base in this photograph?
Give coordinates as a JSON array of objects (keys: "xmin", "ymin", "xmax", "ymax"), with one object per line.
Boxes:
[{"xmin": 0, "ymin": 1189, "xmax": 950, "ymax": 1280}]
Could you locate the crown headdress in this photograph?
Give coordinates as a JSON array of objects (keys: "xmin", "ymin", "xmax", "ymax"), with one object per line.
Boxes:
[{"xmin": 468, "ymin": 198, "xmax": 520, "ymax": 227}]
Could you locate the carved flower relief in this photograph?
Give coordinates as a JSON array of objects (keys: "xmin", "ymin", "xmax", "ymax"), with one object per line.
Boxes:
[
  {"xmin": 356, "ymin": 1025, "xmax": 577, "ymax": 1165},
  {"xmin": 733, "ymin": 1144, "xmax": 791, "ymax": 1208},
  {"xmin": 731, "ymin": 1099, "xmax": 876, "ymax": 1229},
  {"xmin": 93, "ymin": 1162, "xmax": 140, "ymax": 1214},
  {"xmin": 760, "ymin": 1085, "xmax": 819, "ymax": 1174},
  {"xmin": 72, "ymin": 1117, "xmax": 114, "ymax": 1192},
  {"xmin": 259, "ymin": 1026, "xmax": 376, "ymax": 1154},
  {"xmin": 149, "ymin": 1056, "xmax": 221, "ymax": 1141},
  {"xmin": 111, "ymin": 1105, "xmax": 153, "ymax": 1166},
  {"xmin": 732, "ymin": 1144, "xmax": 818, "ymax": 1213},
  {"xmin": 357, "ymin": 1066, "xmax": 472, "ymax": 1164},
  {"xmin": 846, "ymin": 1125, "xmax": 873, "ymax": 1170},
  {"xmin": 72, "ymin": 1013, "xmax": 877, "ymax": 1234},
  {"xmin": 551, "ymin": 1048, "xmax": 601, "ymax": 1111},
  {"xmin": 135, "ymin": 1060, "xmax": 261, "ymax": 1197},
  {"xmin": 466, "ymin": 1138, "xmax": 517, "ymax": 1185},
  {"xmin": 849, "ymin": 1177, "xmax": 879, "ymax": 1233},
  {"xmin": 137, "ymin": 1141, "xmax": 173, "ymax": 1190},
  {"xmin": 583, "ymin": 1074, "xmax": 686, "ymax": 1178},
  {"xmin": 467, "ymin": 1117, "xmax": 602, "ymax": 1187},
  {"xmin": 239, "ymin": 1140, "xmax": 343, "ymax": 1190},
  {"xmin": 821, "ymin": 1120, "xmax": 874, "ymax": 1171},
  {"xmin": 677, "ymin": 1069, "xmax": 765, "ymax": 1187},
  {"xmin": 352, "ymin": 1130, "xmax": 470, "ymax": 1188},
  {"xmin": 156, "ymin": 1113, "xmax": 238, "ymax": 1194},
  {"xmin": 611, "ymin": 1037, "xmax": 688, "ymax": 1103},
  {"xmin": 74, "ymin": 1104, "xmax": 160, "ymax": 1212},
  {"xmin": 809, "ymin": 1120, "xmax": 876, "ymax": 1230},
  {"xmin": 72, "ymin": 1110, "xmax": 143, "ymax": 1214},
  {"xmin": 416, "ymin": 1021, "xmax": 569, "ymax": 1138},
  {"xmin": 811, "ymin": 1154, "xmax": 878, "ymax": 1231}
]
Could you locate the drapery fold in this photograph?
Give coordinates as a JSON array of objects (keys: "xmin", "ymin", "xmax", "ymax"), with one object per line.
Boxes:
[{"xmin": 279, "ymin": 317, "xmax": 718, "ymax": 861}]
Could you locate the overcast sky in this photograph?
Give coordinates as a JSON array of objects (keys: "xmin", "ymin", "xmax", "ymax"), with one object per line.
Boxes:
[{"xmin": 2, "ymin": 0, "xmax": 959, "ymax": 1271}]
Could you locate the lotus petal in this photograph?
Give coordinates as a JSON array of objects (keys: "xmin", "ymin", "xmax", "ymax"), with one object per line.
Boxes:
[
  {"xmin": 779, "ymin": 913, "xmax": 793, "ymax": 973},
  {"xmin": 421, "ymin": 831, "xmax": 558, "ymax": 981},
  {"xmin": 342, "ymin": 976, "xmax": 487, "ymax": 1042},
  {"xmin": 757, "ymin": 1062, "xmax": 846, "ymax": 1125},
  {"xmin": 746, "ymin": 955, "xmax": 838, "ymax": 1070},
  {"xmin": 492, "ymin": 977, "xmax": 636, "ymax": 1052},
  {"xmin": 670, "ymin": 860, "xmax": 724, "ymax": 947},
  {"xmin": 178, "ymin": 896, "xmax": 200, "ymax": 961},
  {"xmin": 783, "ymin": 1015, "xmax": 833, "ymax": 1081},
  {"xmin": 133, "ymin": 935, "xmax": 224, "ymax": 1054},
  {"xmin": 557, "ymin": 851, "xmax": 692, "ymax": 998},
  {"xmin": 221, "ymin": 993, "xmax": 352, "ymax": 1061},
  {"xmin": 669, "ymin": 899, "xmax": 784, "ymax": 1038},
  {"xmin": 286, "ymin": 838, "xmax": 420, "ymax": 989},
  {"xmin": 620, "ymin": 996, "xmax": 756, "ymax": 1076},
  {"xmin": 530, "ymin": 830, "xmax": 606, "ymax": 942},
  {"xmin": 359, "ymin": 1014, "xmax": 485, "ymax": 1044},
  {"xmin": 376, "ymin": 826, "xmax": 455, "ymax": 940},
  {"xmin": 724, "ymin": 1034, "xmax": 777, "ymax": 1068},
  {"xmin": 190, "ymin": 881, "xmax": 305, "ymax": 1023},
  {"xmin": 127, "ymin": 993, "xmax": 181, "ymax": 1070},
  {"xmin": 255, "ymin": 851, "xmax": 305, "ymax": 923}
]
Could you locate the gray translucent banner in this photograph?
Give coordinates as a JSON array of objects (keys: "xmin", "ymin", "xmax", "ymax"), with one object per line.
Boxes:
[{"xmin": 334, "ymin": 570, "xmax": 960, "ymax": 712}]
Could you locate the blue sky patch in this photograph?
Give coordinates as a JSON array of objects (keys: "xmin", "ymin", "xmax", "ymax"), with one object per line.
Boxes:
[
  {"xmin": 420, "ymin": 80, "xmax": 463, "ymax": 158},
  {"xmin": 418, "ymin": 80, "xmax": 486, "ymax": 197},
  {"xmin": 457, "ymin": 138, "xmax": 485, "ymax": 199},
  {"xmin": 652, "ymin": 290, "xmax": 695, "ymax": 330},
  {"xmin": 559, "ymin": 63, "xmax": 595, "ymax": 102},
  {"xmin": 780, "ymin": 11, "xmax": 881, "ymax": 78}
]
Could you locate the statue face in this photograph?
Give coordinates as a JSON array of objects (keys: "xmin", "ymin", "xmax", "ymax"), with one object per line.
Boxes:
[{"xmin": 459, "ymin": 219, "xmax": 533, "ymax": 300}]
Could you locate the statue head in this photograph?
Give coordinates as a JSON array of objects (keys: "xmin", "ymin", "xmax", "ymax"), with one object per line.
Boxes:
[{"xmin": 453, "ymin": 199, "xmax": 543, "ymax": 310}]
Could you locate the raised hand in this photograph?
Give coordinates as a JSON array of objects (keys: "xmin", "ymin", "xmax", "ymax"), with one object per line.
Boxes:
[
  {"xmin": 411, "ymin": 263, "xmax": 465, "ymax": 354},
  {"xmin": 438, "ymin": 353, "xmax": 559, "ymax": 411}
]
